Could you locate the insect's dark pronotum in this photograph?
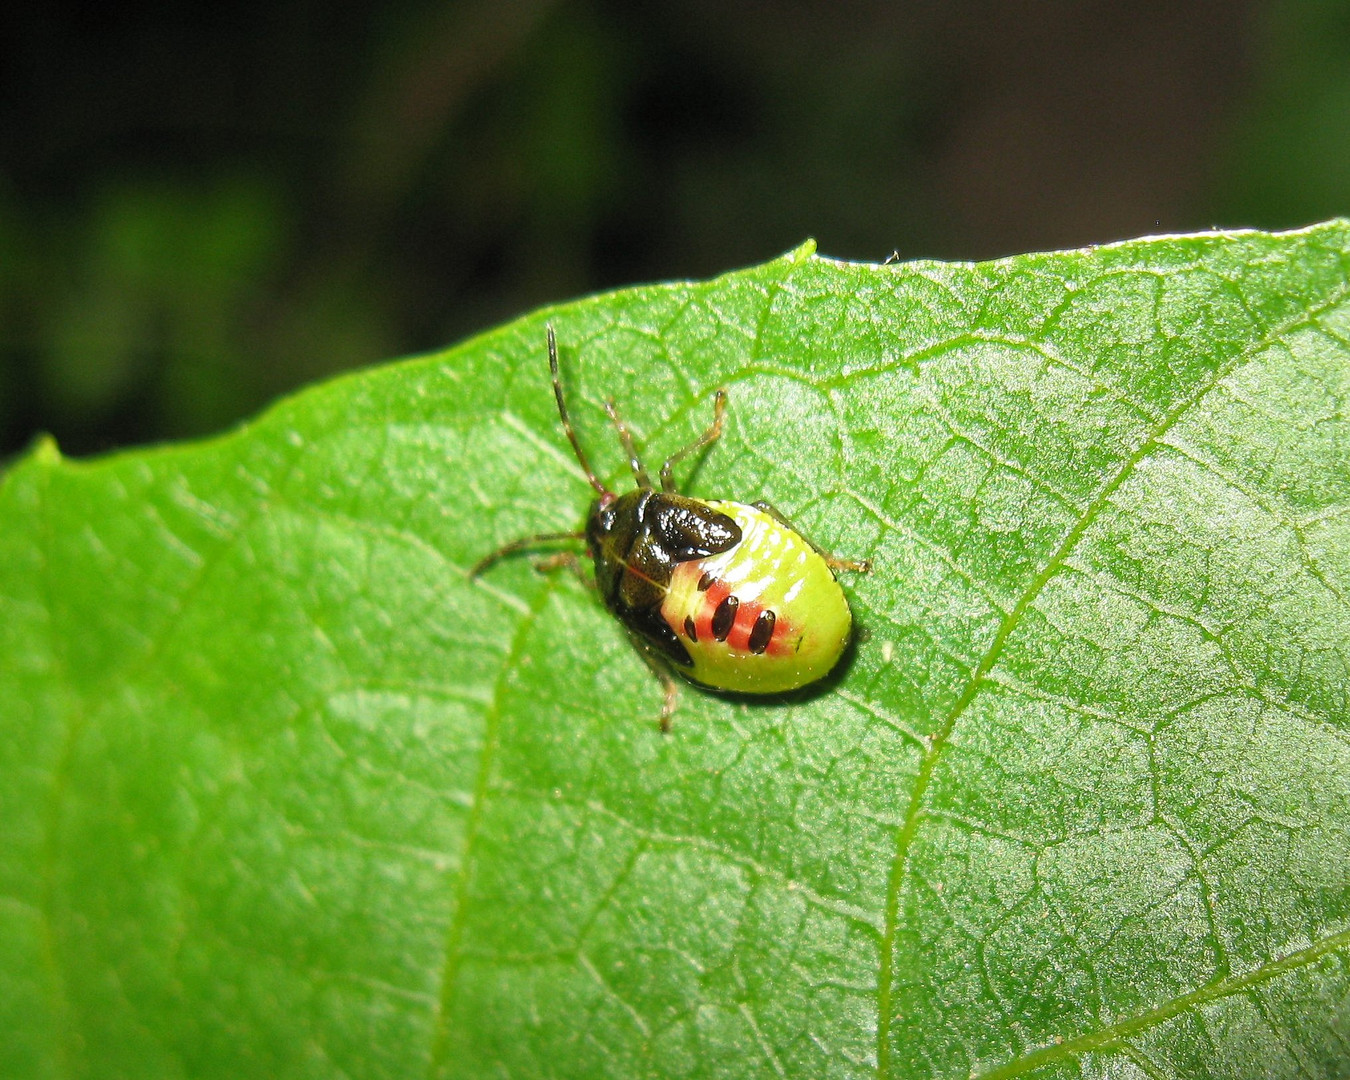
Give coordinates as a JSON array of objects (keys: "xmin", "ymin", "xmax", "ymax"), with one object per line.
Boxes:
[{"xmin": 472, "ymin": 326, "xmax": 870, "ymax": 730}]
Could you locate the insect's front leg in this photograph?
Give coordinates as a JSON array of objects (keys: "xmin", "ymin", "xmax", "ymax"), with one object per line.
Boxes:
[
  {"xmin": 603, "ymin": 399, "xmax": 653, "ymax": 488},
  {"xmin": 660, "ymin": 389, "xmax": 727, "ymax": 492},
  {"xmin": 751, "ymin": 502, "xmax": 872, "ymax": 573}
]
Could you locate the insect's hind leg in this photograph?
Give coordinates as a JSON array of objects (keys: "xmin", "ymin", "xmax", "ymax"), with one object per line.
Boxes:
[
  {"xmin": 752, "ymin": 502, "xmax": 872, "ymax": 573},
  {"xmin": 626, "ymin": 633, "xmax": 681, "ymax": 733},
  {"xmin": 661, "ymin": 389, "xmax": 727, "ymax": 492}
]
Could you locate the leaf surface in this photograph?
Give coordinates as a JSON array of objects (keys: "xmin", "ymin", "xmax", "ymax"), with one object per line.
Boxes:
[{"xmin": 2, "ymin": 226, "xmax": 1348, "ymax": 1079}]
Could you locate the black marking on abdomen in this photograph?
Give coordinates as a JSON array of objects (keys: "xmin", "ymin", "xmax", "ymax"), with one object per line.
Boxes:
[
  {"xmin": 684, "ymin": 615, "xmax": 698, "ymax": 641},
  {"xmin": 748, "ymin": 609, "xmax": 776, "ymax": 654},
  {"xmin": 712, "ymin": 595, "xmax": 738, "ymax": 641},
  {"xmin": 697, "ymin": 571, "xmax": 715, "ymax": 591}
]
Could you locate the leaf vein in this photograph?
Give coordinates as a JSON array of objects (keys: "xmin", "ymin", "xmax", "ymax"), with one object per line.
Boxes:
[
  {"xmin": 873, "ymin": 275, "xmax": 1350, "ymax": 1078},
  {"xmin": 974, "ymin": 927, "xmax": 1350, "ymax": 1079},
  {"xmin": 425, "ymin": 581, "xmax": 557, "ymax": 1078}
]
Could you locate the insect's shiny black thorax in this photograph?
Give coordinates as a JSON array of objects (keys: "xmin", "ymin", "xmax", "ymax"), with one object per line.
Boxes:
[{"xmin": 585, "ymin": 490, "xmax": 742, "ymax": 667}]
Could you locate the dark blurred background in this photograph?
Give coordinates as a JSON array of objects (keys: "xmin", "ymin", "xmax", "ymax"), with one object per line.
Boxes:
[{"xmin": 3, "ymin": 0, "xmax": 1348, "ymax": 457}]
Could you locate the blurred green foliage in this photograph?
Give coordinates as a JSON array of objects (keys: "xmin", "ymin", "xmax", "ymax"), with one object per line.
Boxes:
[{"xmin": 2, "ymin": 0, "xmax": 1349, "ymax": 457}]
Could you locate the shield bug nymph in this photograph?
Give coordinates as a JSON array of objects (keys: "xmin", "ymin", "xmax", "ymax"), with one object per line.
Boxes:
[{"xmin": 472, "ymin": 325, "xmax": 871, "ymax": 731}]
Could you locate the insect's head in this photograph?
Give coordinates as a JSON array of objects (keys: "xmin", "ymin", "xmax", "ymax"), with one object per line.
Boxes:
[{"xmin": 584, "ymin": 487, "xmax": 644, "ymax": 576}]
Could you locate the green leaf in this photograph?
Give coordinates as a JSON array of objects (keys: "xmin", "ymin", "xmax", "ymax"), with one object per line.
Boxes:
[{"xmin": 3, "ymin": 225, "xmax": 1349, "ymax": 1080}]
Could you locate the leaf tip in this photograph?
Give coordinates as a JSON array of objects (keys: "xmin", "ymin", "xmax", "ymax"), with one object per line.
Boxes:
[{"xmin": 30, "ymin": 433, "xmax": 62, "ymax": 466}]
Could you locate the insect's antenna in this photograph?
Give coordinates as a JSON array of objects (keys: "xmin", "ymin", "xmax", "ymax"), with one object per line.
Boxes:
[{"xmin": 548, "ymin": 324, "xmax": 609, "ymax": 496}]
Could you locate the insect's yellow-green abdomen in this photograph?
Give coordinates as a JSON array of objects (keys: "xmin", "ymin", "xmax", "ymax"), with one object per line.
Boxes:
[{"xmin": 659, "ymin": 501, "xmax": 853, "ymax": 694}]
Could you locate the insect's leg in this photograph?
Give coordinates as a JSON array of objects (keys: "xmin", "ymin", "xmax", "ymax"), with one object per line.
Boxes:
[
  {"xmin": 655, "ymin": 666, "xmax": 679, "ymax": 734},
  {"xmin": 603, "ymin": 399, "xmax": 653, "ymax": 487},
  {"xmin": 825, "ymin": 555, "xmax": 872, "ymax": 573},
  {"xmin": 660, "ymin": 389, "xmax": 727, "ymax": 492},
  {"xmin": 532, "ymin": 551, "xmax": 577, "ymax": 572},
  {"xmin": 627, "ymin": 633, "xmax": 681, "ymax": 733},
  {"xmin": 751, "ymin": 501, "xmax": 872, "ymax": 573},
  {"xmin": 469, "ymin": 531, "xmax": 586, "ymax": 577},
  {"xmin": 531, "ymin": 550, "xmax": 595, "ymax": 590}
]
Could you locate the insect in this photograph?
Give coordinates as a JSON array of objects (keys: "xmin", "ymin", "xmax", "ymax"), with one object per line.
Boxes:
[{"xmin": 472, "ymin": 325, "xmax": 870, "ymax": 730}]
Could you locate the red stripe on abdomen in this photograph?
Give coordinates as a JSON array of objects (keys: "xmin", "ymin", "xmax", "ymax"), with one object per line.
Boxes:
[{"xmin": 698, "ymin": 583, "xmax": 794, "ymax": 657}]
